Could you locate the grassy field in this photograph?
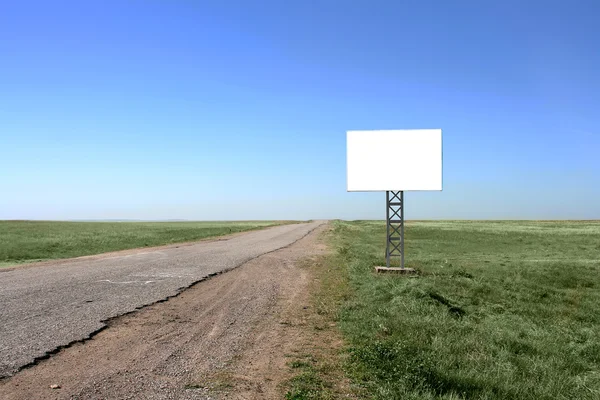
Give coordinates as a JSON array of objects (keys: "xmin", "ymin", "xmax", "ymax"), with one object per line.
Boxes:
[
  {"xmin": 300, "ymin": 220, "xmax": 600, "ymax": 399},
  {"xmin": 0, "ymin": 220, "xmax": 287, "ymax": 267}
]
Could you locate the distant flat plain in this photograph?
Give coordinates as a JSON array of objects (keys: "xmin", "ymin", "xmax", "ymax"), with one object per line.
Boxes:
[
  {"xmin": 309, "ymin": 220, "xmax": 600, "ymax": 399},
  {"xmin": 0, "ymin": 220, "xmax": 289, "ymax": 267}
]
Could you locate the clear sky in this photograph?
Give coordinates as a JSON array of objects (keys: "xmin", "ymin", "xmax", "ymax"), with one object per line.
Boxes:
[{"xmin": 1, "ymin": 1, "xmax": 599, "ymax": 220}]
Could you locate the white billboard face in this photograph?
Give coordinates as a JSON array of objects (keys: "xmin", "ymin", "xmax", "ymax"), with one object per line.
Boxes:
[{"xmin": 347, "ymin": 129, "xmax": 442, "ymax": 191}]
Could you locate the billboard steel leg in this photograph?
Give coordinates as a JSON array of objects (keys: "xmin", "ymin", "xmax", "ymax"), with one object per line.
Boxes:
[{"xmin": 386, "ymin": 191, "xmax": 404, "ymax": 269}]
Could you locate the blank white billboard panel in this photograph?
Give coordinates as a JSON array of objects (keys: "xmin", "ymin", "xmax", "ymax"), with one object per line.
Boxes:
[{"xmin": 347, "ymin": 129, "xmax": 442, "ymax": 191}]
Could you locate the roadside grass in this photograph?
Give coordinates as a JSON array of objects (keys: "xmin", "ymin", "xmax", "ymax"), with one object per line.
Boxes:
[
  {"xmin": 284, "ymin": 255, "xmax": 362, "ymax": 400},
  {"xmin": 286, "ymin": 355, "xmax": 335, "ymax": 400},
  {"xmin": 327, "ymin": 220, "xmax": 600, "ymax": 399},
  {"xmin": 0, "ymin": 220, "xmax": 289, "ymax": 267}
]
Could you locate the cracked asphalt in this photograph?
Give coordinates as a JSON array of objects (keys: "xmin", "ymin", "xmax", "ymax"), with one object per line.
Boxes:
[{"xmin": 0, "ymin": 221, "xmax": 324, "ymax": 378}]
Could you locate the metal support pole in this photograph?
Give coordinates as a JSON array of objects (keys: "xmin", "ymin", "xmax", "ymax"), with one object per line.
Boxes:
[
  {"xmin": 401, "ymin": 191, "xmax": 405, "ymax": 268},
  {"xmin": 386, "ymin": 191, "xmax": 390, "ymax": 268},
  {"xmin": 385, "ymin": 191, "xmax": 405, "ymax": 268}
]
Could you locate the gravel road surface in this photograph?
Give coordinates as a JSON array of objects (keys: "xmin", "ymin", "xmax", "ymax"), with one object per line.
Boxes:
[
  {"xmin": 0, "ymin": 221, "xmax": 324, "ymax": 378},
  {"xmin": 0, "ymin": 222, "xmax": 335, "ymax": 400}
]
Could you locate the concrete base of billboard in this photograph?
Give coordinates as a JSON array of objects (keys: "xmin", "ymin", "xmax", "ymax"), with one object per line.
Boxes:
[{"xmin": 374, "ymin": 266, "xmax": 417, "ymax": 274}]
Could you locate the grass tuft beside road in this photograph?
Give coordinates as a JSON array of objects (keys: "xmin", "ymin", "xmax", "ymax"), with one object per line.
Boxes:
[
  {"xmin": 284, "ymin": 254, "xmax": 361, "ymax": 399},
  {"xmin": 0, "ymin": 220, "xmax": 288, "ymax": 267},
  {"xmin": 310, "ymin": 220, "xmax": 600, "ymax": 399}
]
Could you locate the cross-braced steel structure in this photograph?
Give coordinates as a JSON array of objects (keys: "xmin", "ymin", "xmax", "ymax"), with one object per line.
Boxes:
[{"xmin": 386, "ymin": 191, "xmax": 404, "ymax": 268}]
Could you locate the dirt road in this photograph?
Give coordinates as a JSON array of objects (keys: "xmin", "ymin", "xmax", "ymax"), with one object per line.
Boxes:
[
  {"xmin": 0, "ymin": 221, "xmax": 323, "ymax": 378},
  {"xmin": 0, "ymin": 222, "xmax": 332, "ymax": 399}
]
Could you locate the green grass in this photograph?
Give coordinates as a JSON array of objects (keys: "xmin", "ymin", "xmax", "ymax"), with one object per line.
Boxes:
[
  {"xmin": 286, "ymin": 356, "xmax": 336, "ymax": 400},
  {"xmin": 326, "ymin": 220, "xmax": 600, "ymax": 400},
  {"xmin": 283, "ymin": 255, "xmax": 359, "ymax": 399},
  {"xmin": 0, "ymin": 220, "xmax": 288, "ymax": 267}
]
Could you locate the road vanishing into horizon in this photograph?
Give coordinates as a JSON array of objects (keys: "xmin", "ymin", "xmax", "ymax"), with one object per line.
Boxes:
[{"xmin": 0, "ymin": 221, "xmax": 325, "ymax": 378}]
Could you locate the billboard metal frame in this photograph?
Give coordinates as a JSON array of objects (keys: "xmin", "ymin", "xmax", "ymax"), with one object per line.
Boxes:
[
  {"xmin": 386, "ymin": 191, "xmax": 404, "ymax": 268},
  {"xmin": 347, "ymin": 129, "xmax": 442, "ymax": 271}
]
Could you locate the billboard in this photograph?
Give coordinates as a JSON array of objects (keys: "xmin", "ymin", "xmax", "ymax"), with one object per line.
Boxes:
[{"xmin": 346, "ymin": 129, "xmax": 442, "ymax": 191}]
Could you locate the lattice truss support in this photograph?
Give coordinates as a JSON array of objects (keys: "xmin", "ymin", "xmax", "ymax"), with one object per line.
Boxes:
[{"xmin": 386, "ymin": 191, "xmax": 405, "ymax": 268}]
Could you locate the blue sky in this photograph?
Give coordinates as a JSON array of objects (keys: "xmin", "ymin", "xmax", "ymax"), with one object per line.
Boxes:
[{"xmin": 1, "ymin": 0, "xmax": 598, "ymax": 220}]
